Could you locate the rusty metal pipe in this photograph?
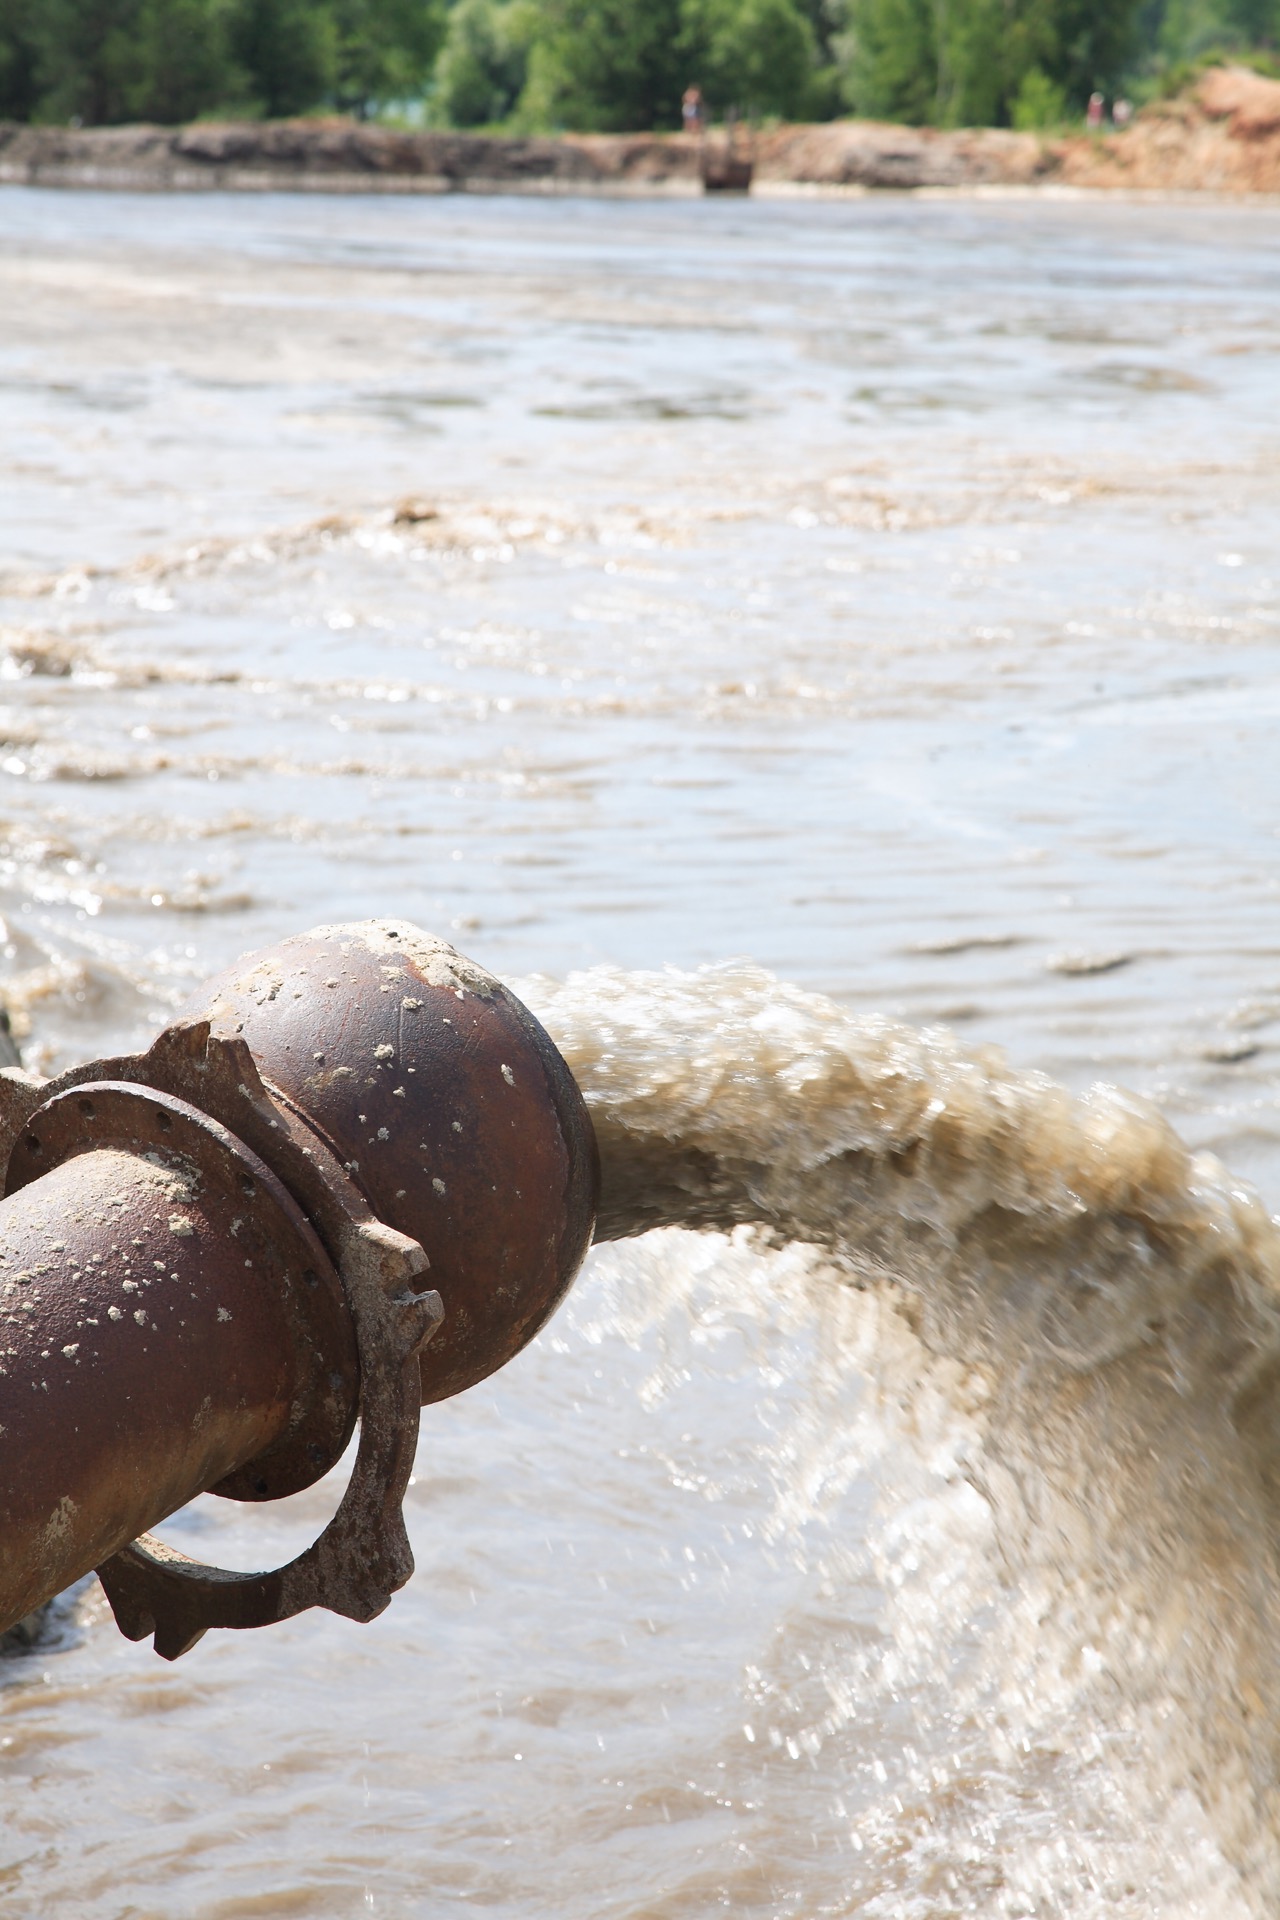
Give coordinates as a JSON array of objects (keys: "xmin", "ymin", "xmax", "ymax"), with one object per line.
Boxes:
[
  {"xmin": 0, "ymin": 1092, "xmax": 349, "ymax": 1630},
  {"xmin": 0, "ymin": 921, "xmax": 598, "ymax": 1656},
  {"xmin": 182, "ymin": 919, "xmax": 597, "ymax": 1408}
]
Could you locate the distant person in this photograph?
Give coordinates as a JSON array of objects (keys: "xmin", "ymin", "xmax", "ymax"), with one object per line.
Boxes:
[
  {"xmin": 1086, "ymin": 92, "xmax": 1105, "ymax": 129},
  {"xmin": 1112, "ymin": 98, "xmax": 1133, "ymax": 128},
  {"xmin": 682, "ymin": 86, "xmax": 705, "ymax": 137}
]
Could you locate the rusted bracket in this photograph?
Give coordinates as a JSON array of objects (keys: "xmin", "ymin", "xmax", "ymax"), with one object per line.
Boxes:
[
  {"xmin": 96, "ymin": 1217, "xmax": 441, "ymax": 1660},
  {"xmin": 22, "ymin": 1019, "xmax": 442, "ymax": 1660}
]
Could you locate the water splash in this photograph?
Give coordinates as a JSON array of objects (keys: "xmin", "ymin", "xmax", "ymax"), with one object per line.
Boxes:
[{"xmin": 526, "ymin": 962, "xmax": 1280, "ymax": 1898}]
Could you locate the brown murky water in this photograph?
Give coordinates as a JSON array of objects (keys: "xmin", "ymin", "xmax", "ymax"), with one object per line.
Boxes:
[{"xmin": 1, "ymin": 185, "xmax": 1280, "ymax": 1916}]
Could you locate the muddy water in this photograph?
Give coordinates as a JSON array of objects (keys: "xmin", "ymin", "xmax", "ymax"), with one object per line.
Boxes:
[{"xmin": 1, "ymin": 186, "xmax": 1280, "ymax": 1914}]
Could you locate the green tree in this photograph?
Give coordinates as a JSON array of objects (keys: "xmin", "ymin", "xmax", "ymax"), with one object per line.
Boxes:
[
  {"xmin": 227, "ymin": 0, "xmax": 336, "ymax": 116},
  {"xmin": 836, "ymin": 0, "xmax": 936, "ymax": 120},
  {"xmin": 1225, "ymin": 0, "xmax": 1280, "ymax": 43},
  {"xmin": 230, "ymin": 0, "xmax": 446, "ymax": 119},
  {"xmin": 430, "ymin": 0, "xmax": 535, "ymax": 124},
  {"xmin": 329, "ymin": 0, "xmax": 447, "ymax": 114},
  {"xmin": 0, "ymin": 0, "xmax": 446, "ymax": 123},
  {"xmin": 515, "ymin": 0, "xmax": 685, "ymax": 129},
  {"xmin": 682, "ymin": 0, "xmax": 821, "ymax": 116},
  {"xmin": 838, "ymin": 0, "xmax": 1141, "ymax": 124},
  {"xmin": 795, "ymin": 0, "xmax": 843, "ymax": 61},
  {"xmin": 933, "ymin": 0, "xmax": 1007, "ymax": 123},
  {"xmin": 0, "ymin": 0, "xmax": 239, "ymax": 123},
  {"xmin": 126, "ymin": 0, "xmax": 235, "ymax": 121},
  {"xmin": 1011, "ymin": 60, "xmax": 1066, "ymax": 121},
  {"xmin": 18, "ymin": 0, "xmax": 147, "ymax": 122},
  {"xmin": 0, "ymin": 0, "xmax": 42, "ymax": 119},
  {"xmin": 1156, "ymin": 0, "xmax": 1279, "ymax": 50},
  {"xmin": 1049, "ymin": 0, "xmax": 1143, "ymax": 101}
]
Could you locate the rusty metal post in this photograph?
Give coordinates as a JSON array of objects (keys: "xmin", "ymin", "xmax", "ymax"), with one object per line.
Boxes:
[{"xmin": 0, "ymin": 921, "xmax": 598, "ymax": 1658}]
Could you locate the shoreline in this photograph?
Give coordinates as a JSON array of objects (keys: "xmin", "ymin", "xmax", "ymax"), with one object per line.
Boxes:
[
  {"xmin": 2, "ymin": 66, "xmax": 1280, "ymax": 199},
  {"xmin": 5, "ymin": 172, "xmax": 1278, "ymax": 205}
]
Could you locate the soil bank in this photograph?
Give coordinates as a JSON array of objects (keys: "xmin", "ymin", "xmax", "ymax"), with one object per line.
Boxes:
[{"xmin": 1, "ymin": 64, "xmax": 1278, "ymax": 199}]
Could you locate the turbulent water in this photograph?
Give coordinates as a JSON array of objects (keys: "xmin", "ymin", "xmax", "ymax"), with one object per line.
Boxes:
[{"xmin": 1, "ymin": 185, "xmax": 1280, "ymax": 1915}]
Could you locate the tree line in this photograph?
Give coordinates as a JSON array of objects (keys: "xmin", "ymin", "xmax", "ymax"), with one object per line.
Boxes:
[{"xmin": 0, "ymin": 0, "xmax": 1276, "ymax": 131}]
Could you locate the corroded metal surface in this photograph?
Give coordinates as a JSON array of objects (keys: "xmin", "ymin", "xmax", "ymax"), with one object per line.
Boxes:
[
  {"xmin": 32, "ymin": 1015, "xmax": 370, "ymax": 1496},
  {"xmin": 0, "ymin": 1066, "xmax": 48, "ymax": 1169},
  {"xmin": 12, "ymin": 1021, "xmax": 444, "ymax": 1657},
  {"xmin": 96, "ymin": 1213, "xmax": 441, "ymax": 1660},
  {"xmin": 10, "ymin": 1076, "xmax": 356, "ymax": 1500},
  {"xmin": 183, "ymin": 920, "xmax": 599, "ymax": 1405},
  {"xmin": 0, "ymin": 1096, "xmax": 324, "ymax": 1631},
  {"xmin": 0, "ymin": 921, "xmax": 598, "ymax": 1657}
]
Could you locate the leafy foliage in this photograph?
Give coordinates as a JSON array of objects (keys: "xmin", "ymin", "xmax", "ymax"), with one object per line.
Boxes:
[
  {"xmin": 838, "ymin": 0, "xmax": 1137, "ymax": 126},
  {"xmin": 10, "ymin": 0, "xmax": 173, "ymax": 122},
  {"xmin": 0, "ymin": 0, "xmax": 45, "ymax": 120},
  {"xmin": 329, "ymin": 0, "xmax": 446, "ymax": 112},
  {"xmin": 0, "ymin": 0, "xmax": 444, "ymax": 123},
  {"xmin": 1011, "ymin": 62, "xmax": 1067, "ymax": 125},
  {"xmin": 516, "ymin": 0, "xmax": 684, "ymax": 130},
  {"xmin": 683, "ymin": 0, "xmax": 822, "ymax": 119},
  {"xmin": 512, "ymin": 0, "xmax": 832, "ymax": 126},
  {"xmin": 226, "ymin": 0, "xmax": 336, "ymax": 117},
  {"xmin": 0, "ymin": 0, "xmax": 1275, "ymax": 131},
  {"xmin": 1138, "ymin": 0, "xmax": 1279, "ymax": 71},
  {"xmin": 431, "ymin": 0, "xmax": 535, "ymax": 126}
]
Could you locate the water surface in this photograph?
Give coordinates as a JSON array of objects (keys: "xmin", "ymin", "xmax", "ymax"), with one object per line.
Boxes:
[{"xmin": 1, "ymin": 186, "xmax": 1279, "ymax": 1916}]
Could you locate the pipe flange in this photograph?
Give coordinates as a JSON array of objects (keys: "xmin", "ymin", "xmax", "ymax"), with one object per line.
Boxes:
[
  {"xmin": 15, "ymin": 1019, "xmax": 442, "ymax": 1660},
  {"xmin": 15, "ymin": 1018, "xmax": 369, "ymax": 1495},
  {"xmin": 95, "ymin": 1209, "xmax": 440, "ymax": 1660},
  {"xmin": 7, "ymin": 1077, "xmax": 354, "ymax": 1503}
]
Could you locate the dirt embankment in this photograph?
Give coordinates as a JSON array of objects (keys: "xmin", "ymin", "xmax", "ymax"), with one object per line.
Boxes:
[
  {"xmin": 755, "ymin": 65, "xmax": 1280, "ymax": 192},
  {"xmin": 1, "ymin": 65, "xmax": 1278, "ymax": 197},
  {"xmin": 1049, "ymin": 63, "xmax": 1280, "ymax": 192},
  {"xmin": 0, "ymin": 118, "xmax": 707, "ymax": 195}
]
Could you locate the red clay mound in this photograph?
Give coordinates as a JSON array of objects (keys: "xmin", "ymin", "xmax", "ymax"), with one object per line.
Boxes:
[
  {"xmin": 1197, "ymin": 63, "xmax": 1280, "ymax": 139},
  {"xmin": 1052, "ymin": 66, "xmax": 1280, "ymax": 193}
]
